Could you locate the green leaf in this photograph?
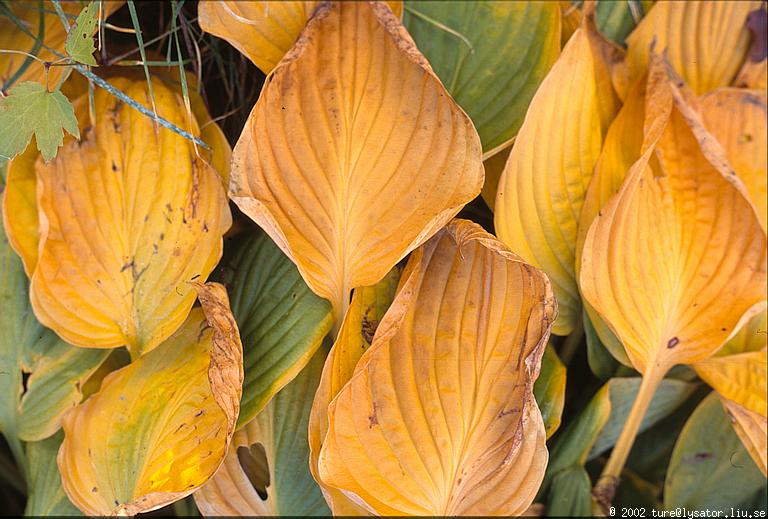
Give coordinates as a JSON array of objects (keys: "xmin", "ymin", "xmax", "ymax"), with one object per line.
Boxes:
[
  {"xmin": 664, "ymin": 392, "xmax": 766, "ymax": 513},
  {"xmin": 195, "ymin": 348, "xmax": 331, "ymax": 516},
  {"xmin": 534, "ymin": 345, "xmax": 567, "ymax": 438},
  {"xmin": 24, "ymin": 431, "xmax": 82, "ymax": 516},
  {"xmin": 547, "ymin": 466, "xmax": 593, "ymax": 517},
  {"xmin": 584, "ymin": 309, "xmax": 619, "ymax": 380},
  {"xmin": 215, "ymin": 231, "xmax": 333, "ymax": 428},
  {"xmin": 0, "ymin": 195, "xmax": 108, "ymax": 467},
  {"xmin": 403, "ymin": 0, "xmax": 561, "ymax": 154},
  {"xmin": 0, "ymin": 82, "xmax": 79, "ymax": 162},
  {"xmin": 589, "ymin": 377, "xmax": 698, "ymax": 459},
  {"xmin": 64, "ymin": 1, "xmax": 99, "ymax": 66},
  {"xmin": 595, "ymin": 0, "xmax": 646, "ymax": 46}
]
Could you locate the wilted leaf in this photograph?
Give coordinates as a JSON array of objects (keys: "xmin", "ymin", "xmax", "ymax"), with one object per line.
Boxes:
[
  {"xmin": 625, "ymin": 1, "xmax": 760, "ymax": 95},
  {"xmin": 318, "ymin": 220, "xmax": 556, "ymax": 516},
  {"xmin": 694, "ymin": 350, "xmax": 766, "ymax": 418},
  {"xmin": 588, "ymin": 377, "xmax": 698, "ymax": 460},
  {"xmin": 664, "ymin": 392, "xmax": 766, "ymax": 512},
  {"xmin": 579, "ymin": 58, "xmax": 767, "ymax": 378},
  {"xmin": 198, "ymin": 1, "xmax": 403, "ymax": 75},
  {"xmin": 0, "ymin": 82, "xmax": 79, "ymax": 162},
  {"xmin": 216, "ymin": 231, "xmax": 333, "ymax": 427},
  {"xmin": 495, "ymin": 28, "xmax": 602, "ymax": 336},
  {"xmin": 58, "ymin": 283, "xmax": 243, "ymax": 515},
  {"xmin": 29, "ymin": 76, "xmax": 231, "ymax": 355},
  {"xmin": 25, "ymin": 432, "xmax": 81, "ymax": 516},
  {"xmin": 720, "ymin": 310, "xmax": 767, "ymax": 356},
  {"xmin": 308, "ymin": 267, "xmax": 400, "ymax": 515},
  {"xmin": 403, "ymin": 1, "xmax": 561, "ymax": 154},
  {"xmin": 64, "ymin": 1, "xmax": 99, "ymax": 66},
  {"xmin": 195, "ymin": 348, "xmax": 330, "ymax": 516},
  {"xmin": 547, "ymin": 466, "xmax": 592, "ymax": 517},
  {"xmin": 700, "ymin": 88, "xmax": 767, "ymax": 231},
  {"xmin": 229, "ymin": 1, "xmax": 483, "ymax": 323},
  {"xmin": 535, "ymin": 345, "xmax": 566, "ymax": 439}
]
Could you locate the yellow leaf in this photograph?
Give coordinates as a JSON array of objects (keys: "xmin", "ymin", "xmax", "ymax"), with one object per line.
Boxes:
[
  {"xmin": 560, "ymin": 0, "xmax": 582, "ymax": 46},
  {"xmin": 721, "ymin": 310, "xmax": 767, "ymax": 357},
  {"xmin": 57, "ymin": 283, "xmax": 243, "ymax": 515},
  {"xmin": 700, "ymin": 88, "xmax": 767, "ymax": 232},
  {"xmin": 2, "ymin": 141, "xmax": 40, "ymax": 275},
  {"xmin": 495, "ymin": 28, "xmax": 602, "ymax": 336},
  {"xmin": 318, "ymin": 220, "xmax": 556, "ymax": 516},
  {"xmin": 579, "ymin": 58, "xmax": 767, "ymax": 376},
  {"xmin": 308, "ymin": 267, "xmax": 400, "ymax": 515},
  {"xmin": 695, "ymin": 350, "xmax": 767, "ymax": 418},
  {"xmin": 625, "ymin": 1, "xmax": 760, "ymax": 95},
  {"xmin": 721, "ymin": 397, "xmax": 768, "ymax": 476},
  {"xmin": 229, "ymin": 2, "xmax": 483, "ymax": 324},
  {"xmin": 198, "ymin": 0, "xmax": 402, "ymax": 75},
  {"xmin": 28, "ymin": 76, "xmax": 231, "ymax": 356}
]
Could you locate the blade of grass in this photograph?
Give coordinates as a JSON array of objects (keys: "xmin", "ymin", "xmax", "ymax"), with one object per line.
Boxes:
[
  {"xmin": 0, "ymin": 1, "xmax": 45, "ymax": 91},
  {"xmin": 126, "ymin": 0, "xmax": 158, "ymax": 120}
]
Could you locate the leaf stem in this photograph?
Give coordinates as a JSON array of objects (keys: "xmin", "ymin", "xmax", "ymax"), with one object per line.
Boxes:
[
  {"xmin": 560, "ymin": 314, "xmax": 584, "ymax": 364},
  {"xmin": 592, "ymin": 364, "xmax": 666, "ymax": 511}
]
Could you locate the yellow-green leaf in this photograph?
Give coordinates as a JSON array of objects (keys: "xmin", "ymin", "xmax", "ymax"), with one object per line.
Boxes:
[
  {"xmin": 64, "ymin": 1, "xmax": 99, "ymax": 66},
  {"xmin": 228, "ymin": 2, "xmax": 483, "ymax": 323},
  {"xmin": 308, "ymin": 267, "xmax": 400, "ymax": 515},
  {"xmin": 29, "ymin": 76, "xmax": 231, "ymax": 356},
  {"xmin": 195, "ymin": 348, "xmax": 330, "ymax": 516},
  {"xmin": 403, "ymin": 1, "xmax": 561, "ymax": 154},
  {"xmin": 694, "ymin": 349, "xmax": 767, "ymax": 418},
  {"xmin": 495, "ymin": 28, "xmax": 602, "ymax": 336},
  {"xmin": 722, "ymin": 397, "xmax": 768, "ymax": 476},
  {"xmin": 318, "ymin": 220, "xmax": 555, "ymax": 516},
  {"xmin": 25, "ymin": 432, "xmax": 81, "ymax": 516},
  {"xmin": 58, "ymin": 283, "xmax": 243, "ymax": 515},
  {"xmin": 216, "ymin": 231, "xmax": 333, "ymax": 427},
  {"xmin": 535, "ymin": 345, "xmax": 566, "ymax": 439},
  {"xmin": 625, "ymin": 1, "xmax": 759, "ymax": 95}
]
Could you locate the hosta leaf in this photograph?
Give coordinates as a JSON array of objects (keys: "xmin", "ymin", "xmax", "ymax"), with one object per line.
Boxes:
[
  {"xmin": 228, "ymin": 1, "xmax": 483, "ymax": 323},
  {"xmin": 0, "ymin": 194, "xmax": 108, "ymax": 463},
  {"xmin": 195, "ymin": 348, "xmax": 330, "ymax": 516},
  {"xmin": 734, "ymin": 5, "xmax": 767, "ymax": 91},
  {"xmin": 58, "ymin": 283, "xmax": 243, "ymax": 516},
  {"xmin": 495, "ymin": 28, "xmax": 602, "ymax": 336},
  {"xmin": 403, "ymin": 1, "xmax": 561, "ymax": 154},
  {"xmin": 722, "ymin": 398, "xmax": 768, "ymax": 476},
  {"xmin": 25, "ymin": 432, "xmax": 81, "ymax": 516},
  {"xmin": 625, "ymin": 1, "xmax": 759, "ymax": 95},
  {"xmin": 560, "ymin": 1, "xmax": 581, "ymax": 46},
  {"xmin": 198, "ymin": 1, "xmax": 402, "ymax": 75},
  {"xmin": 318, "ymin": 220, "xmax": 556, "ymax": 516},
  {"xmin": 215, "ymin": 231, "xmax": 333, "ymax": 427},
  {"xmin": 29, "ymin": 76, "xmax": 231, "ymax": 355},
  {"xmin": 0, "ymin": 81, "xmax": 79, "ymax": 162},
  {"xmin": 2, "ymin": 71, "xmax": 228, "ymax": 277},
  {"xmin": 546, "ymin": 465, "xmax": 592, "ymax": 517},
  {"xmin": 694, "ymin": 350, "xmax": 766, "ymax": 418},
  {"xmin": 64, "ymin": 1, "xmax": 99, "ymax": 66},
  {"xmin": 579, "ymin": 57, "xmax": 767, "ymax": 376},
  {"xmin": 479, "ymin": 144, "xmax": 510, "ymax": 211},
  {"xmin": 700, "ymin": 88, "xmax": 767, "ymax": 231},
  {"xmin": 584, "ymin": 309, "xmax": 620, "ymax": 380},
  {"xmin": 595, "ymin": 0, "xmax": 646, "ymax": 46},
  {"xmin": 664, "ymin": 393, "xmax": 766, "ymax": 512},
  {"xmin": 720, "ymin": 310, "xmax": 767, "ymax": 357},
  {"xmin": 308, "ymin": 267, "xmax": 400, "ymax": 515},
  {"xmin": 588, "ymin": 377, "xmax": 697, "ymax": 460},
  {"xmin": 535, "ymin": 345, "xmax": 566, "ymax": 439}
]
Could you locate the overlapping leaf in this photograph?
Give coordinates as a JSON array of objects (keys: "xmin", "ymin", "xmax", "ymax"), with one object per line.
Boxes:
[
  {"xmin": 308, "ymin": 267, "xmax": 400, "ymax": 515},
  {"xmin": 535, "ymin": 346, "xmax": 566, "ymax": 439},
  {"xmin": 195, "ymin": 348, "xmax": 330, "ymax": 516},
  {"xmin": 199, "ymin": 1, "xmax": 402, "ymax": 75},
  {"xmin": 216, "ymin": 231, "xmax": 333, "ymax": 427},
  {"xmin": 29, "ymin": 76, "xmax": 231, "ymax": 355},
  {"xmin": 403, "ymin": 1, "xmax": 561, "ymax": 155},
  {"xmin": 25, "ymin": 432, "xmax": 81, "ymax": 516},
  {"xmin": 495, "ymin": 28, "xmax": 603, "ymax": 336},
  {"xmin": 0, "ymin": 194, "xmax": 109, "ymax": 464},
  {"xmin": 579, "ymin": 58, "xmax": 767, "ymax": 376},
  {"xmin": 625, "ymin": 1, "xmax": 760, "ymax": 96},
  {"xmin": 665, "ymin": 393, "xmax": 766, "ymax": 510},
  {"xmin": 722, "ymin": 398, "xmax": 768, "ymax": 476},
  {"xmin": 58, "ymin": 283, "xmax": 243, "ymax": 515},
  {"xmin": 318, "ymin": 220, "xmax": 556, "ymax": 516},
  {"xmin": 228, "ymin": 1, "xmax": 483, "ymax": 323}
]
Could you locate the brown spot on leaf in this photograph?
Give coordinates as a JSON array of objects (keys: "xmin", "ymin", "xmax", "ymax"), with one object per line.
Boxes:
[{"xmin": 667, "ymin": 337, "xmax": 680, "ymax": 349}]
